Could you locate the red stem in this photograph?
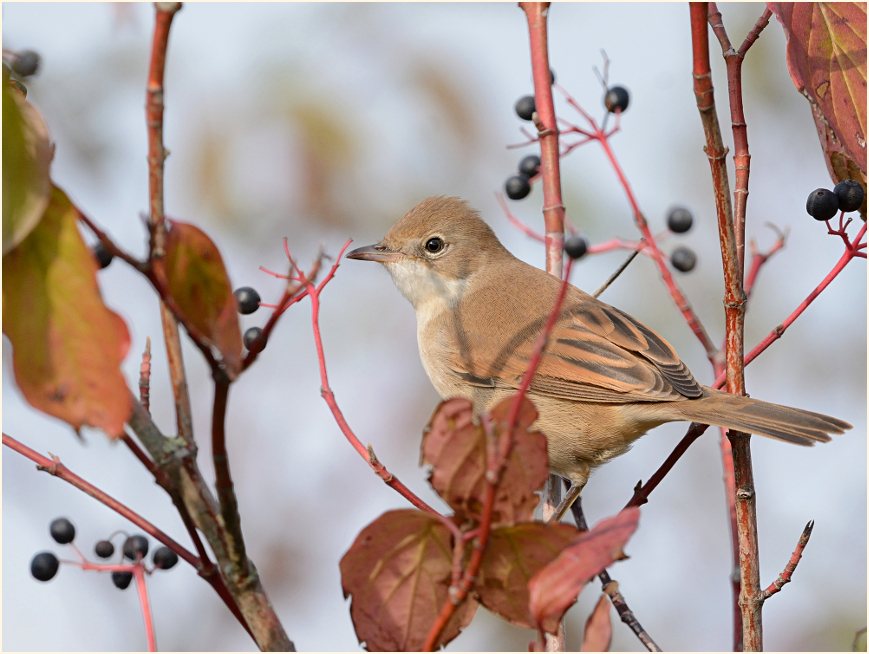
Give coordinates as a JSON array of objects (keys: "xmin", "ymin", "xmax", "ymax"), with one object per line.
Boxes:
[
  {"xmin": 133, "ymin": 567, "xmax": 157, "ymax": 652},
  {"xmin": 761, "ymin": 520, "xmax": 813, "ymax": 600}
]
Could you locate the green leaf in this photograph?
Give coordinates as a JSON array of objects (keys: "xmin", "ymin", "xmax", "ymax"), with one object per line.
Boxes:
[
  {"xmin": 340, "ymin": 509, "xmax": 477, "ymax": 651},
  {"xmin": 2, "ymin": 68, "xmax": 52, "ymax": 254},
  {"xmin": 163, "ymin": 220, "xmax": 243, "ymax": 377},
  {"xmin": 2, "ymin": 186, "xmax": 131, "ymax": 437},
  {"xmin": 476, "ymin": 522, "xmax": 578, "ymax": 629}
]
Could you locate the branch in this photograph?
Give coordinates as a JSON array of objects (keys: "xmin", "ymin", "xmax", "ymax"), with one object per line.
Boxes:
[
  {"xmin": 211, "ymin": 378, "xmax": 246, "ymax": 567},
  {"xmin": 761, "ymin": 520, "xmax": 813, "ymax": 601}
]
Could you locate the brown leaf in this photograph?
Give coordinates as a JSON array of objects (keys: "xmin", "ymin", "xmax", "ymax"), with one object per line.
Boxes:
[
  {"xmin": 769, "ymin": 3, "xmax": 867, "ymax": 180},
  {"xmin": 528, "ymin": 507, "xmax": 640, "ymax": 634},
  {"xmin": 476, "ymin": 522, "xmax": 579, "ymax": 629},
  {"xmin": 3, "ymin": 69, "xmax": 52, "ymax": 254},
  {"xmin": 421, "ymin": 395, "xmax": 549, "ymax": 527},
  {"xmin": 340, "ymin": 509, "xmax": 477, "ymax": 651},
  {"xmin": 581, "ymin": 594, "xmax": 612, "ymax": 652},
  {"xmin": 2, "ymin": 186, "xmax": 131, "ymax": 437},
  {"xmin": 162, "ymin": 220, "xmax": 242, "ymax": 377}
]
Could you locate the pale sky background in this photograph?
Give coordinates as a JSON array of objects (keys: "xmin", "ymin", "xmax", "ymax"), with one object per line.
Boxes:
[{"xmin": 3, "ymin": 3, "xmax": 866, "ymax": 651}]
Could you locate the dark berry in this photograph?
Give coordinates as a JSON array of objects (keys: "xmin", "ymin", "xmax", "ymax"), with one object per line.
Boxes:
[
  {"xmin": 667, "ymin": 206, "xmax": 694, "ymax": 233},
  {"xmin": 549, "ymin": 69, "xmax": 556, "ymax": 85},
  {"xmin": 234, "ymin": 286, "xmax": 261, "ymax": 314},
  {"xmin": 50, "ymin": 517, "xmax": 76, "ymax": 544},
  {"xmin": 671, "ymin": 247, "xmax": 697, "ymax": 273},
  {"xmin": 12, "ymin": 50, "xmax": 40, "ymax": 77},
  {"xmin": 564, "ymin": 236, "xmax": 588, "ymax": 260},
  {"xmin": 31, "ymin": 552, "xmax": 59, "ymax": 582},
  {"xmin": 92, "ymin": 242, "xmax": 113, "ymax": 269},
  {"xmin": 505, "ymin": 175, "xmax": 531, "ymax": 200},
  {"xmin": 112, "ymin": 571, "xmax": 133, "ymax": 590},
  {"xmin": 518, "ymin": 154, "xmax": 541, "ymax": 178},
  {"xmin": 805, "ymin": 188, "xmax": 839, "ymax": 221},
  {"xmin": 243, "ymin": 326, "xmax": 265, "ymax": 353},
  {"xmin": 123, "ymin": 535, "xmax": 149, "ymax": 561},
  {"xmin": 833, "ymin": 179, "xmax": 864, "ymax": 213},
  {"xmin": 604, "ymin": 86, "xmax": 630, "ymax": 113},
  {"xmin": 515, "ymin": 95, "xmax": 536, "ymax": 121},
  {"xmin": 94, "ymin": 540, "xmax": 115, "ymax": 559},
  {"xmin": 153, "ymin": 546, "xmax": 179, "ymax": 570}
]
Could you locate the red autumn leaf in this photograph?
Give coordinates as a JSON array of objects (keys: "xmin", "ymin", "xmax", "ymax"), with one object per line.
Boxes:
[
  {"xmin": 528, "ymin": 507, "xmax": 640, "ymax": 635},
  {"xmin": 340, "ymin": 509, "xmax": 477, "ymax": 651},
  {"xmin": 769, "ymin": 2, "xmax": 867, "ymax": 188},
  {"xmin": 581, "ymin": 594, "xmax": 613, "ymax": 652},
  {"xmin": 475, "ymin": 522, "xmax": 579, "ymax": 629},
  {"xmin": 2, "ymin": 186, "xmax": 131, "ymax": 437},
  {"xmin": 421, "ymin": 395, "xmax": 549, "ymax": 526},
  {"xmin": 162, "ymin": 220, "xmax": 242, "ymax": 378}
]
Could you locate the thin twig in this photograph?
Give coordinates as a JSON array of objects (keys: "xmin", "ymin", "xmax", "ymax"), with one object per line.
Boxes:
[
  {"xmin": 211, "ymin": 378, "xmax": 246, "ymax": 567},
  {"xmin": 761, "ymin": 520, "xmax": 813, "ymax": 601},
  {"xmin": 139, "ymin": 337, "xmax": 151, "ymax": 414},
  {"xmin": 592, "ymin": 249, "xmax": 640, "ymax": 298}
]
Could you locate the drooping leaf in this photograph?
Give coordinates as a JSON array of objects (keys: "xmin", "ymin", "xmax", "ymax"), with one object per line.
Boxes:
[
  {"xmin": 581, "ymin": 594, "xmax": 613, "ymax": 652},
  {"xmin": 2, "ymin": 186, "xmax": 131, "ymax": 437},
  {"xmin": 528, "ymin": 507, "xmax": 640, "ymax": 635},
  {"xmin": 475, "ymin": 522, "xmax": 578, "ymax": 629},
  {"xmin": 162, "ymin": 220, "xmax": 242, "ymax": 378},
  {"xmin": 421, "ymin": 395, "xmax": 549, "ymax": 527},
  {"xmin": 340, "ymin": 509, "xmax": 477, "ymax": 651},
  {"xmin": 3, "ymin": 68, "xmax": 52, "ymax": 254},
  {"xmin": 769, "ymin": 2, "xmax": 867, "ymax": 197}
]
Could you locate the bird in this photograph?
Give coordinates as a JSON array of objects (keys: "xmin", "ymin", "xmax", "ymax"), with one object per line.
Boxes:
[{"xmin": 346, "ymin": 195, "xmax": 851, "ymax": 508}]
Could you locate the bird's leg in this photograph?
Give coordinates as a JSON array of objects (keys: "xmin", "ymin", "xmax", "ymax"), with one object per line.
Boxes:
[{"xmin": 548, "ymin": 478, "xmax": 584, "ymax": 523}]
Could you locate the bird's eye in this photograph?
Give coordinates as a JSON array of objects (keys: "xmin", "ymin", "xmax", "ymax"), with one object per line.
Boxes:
[{"xmin": 424, "ymin": 237, "xmax": 445, "ymax": 254}]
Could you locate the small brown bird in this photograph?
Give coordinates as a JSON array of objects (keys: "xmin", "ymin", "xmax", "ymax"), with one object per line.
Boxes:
[{"xmin": 347, "ymin": 196, "xmax": 851, "ymax": 499}]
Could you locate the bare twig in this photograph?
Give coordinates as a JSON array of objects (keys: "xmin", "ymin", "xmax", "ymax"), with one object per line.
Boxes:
[
  {"xmin": 761, "ymin": 520, "xmax": 813, "ymax": 601},
  {"xmin": 139, "ymin": 337, "xmax": 152, "ymax": 413}
]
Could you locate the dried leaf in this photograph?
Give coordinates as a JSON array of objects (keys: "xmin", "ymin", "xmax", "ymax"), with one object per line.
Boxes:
[
  {"xmin": 769, "ymin": 2, "xmax": 867, "ymax": 181},
  {"xmin": 421, "ymin": 395, "xmax": 549, "ymax": 526},
  {"xmin": 2, "ymin": 186, "xmax": 131, "ymax": 436},
  {"xmin": 476, "ymin": 522, "xmax": 579, "ymax": 629},
  {"xmin": 340, "ymin": 509, "xmax": 477, "ymax": 651},
  {"xmin": 528, "ymin": 507, "xmax": 640, "ymax": 634},
  {"xmin": 163, "ymin": 220, "xmax": 242, "ymax": 377},
  {"xmin": 581, "ymin": 594, "xmax": 612, "ymax": 652},
  {"xmin": 3, "ymin": 69, "xmax": 52, "ymax": 254}
]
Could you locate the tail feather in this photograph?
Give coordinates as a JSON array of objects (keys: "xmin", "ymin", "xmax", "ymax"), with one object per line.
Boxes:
[{"xmin": 674, "ymin": 388, "xmax": 852, "ymax": 446}]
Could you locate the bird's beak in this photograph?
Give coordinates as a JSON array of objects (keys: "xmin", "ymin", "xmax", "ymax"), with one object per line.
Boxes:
[{"xmin": 345, "ymin": 243, "xmax": 401, "ymax": 263}]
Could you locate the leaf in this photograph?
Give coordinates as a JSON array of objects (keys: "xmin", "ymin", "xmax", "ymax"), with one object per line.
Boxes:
[
  {"xmin": 163, "ymin": 220, "xmax": 242, "ymax": 377},
  {"xmin": 3, "ymin": 68, "xmax": 52, "ymax": 254},
  {"xmin": 581, "ymin": 594, "xmax": 612, "ymax": 652},
  {"xmin": 475, "ymin": 522, "xmax": 579, "ymax": 629},
  {"xmin": 528, "ymin": 507, "xmax": 640, "ymax": 635},
  {"xmin": 2, "ymin": 186, "xmax": 131, "ymax": 437},
  {"xmin": 421, "ymin": 395, "xmax": 549, "ymax": 527},
  {"xmin": 340, "ymin": 509, "xmax": 477, "ymax": 651},
  {"xmin": 769, "ymin": 3, "xmax": 867, "ymax": 184}
]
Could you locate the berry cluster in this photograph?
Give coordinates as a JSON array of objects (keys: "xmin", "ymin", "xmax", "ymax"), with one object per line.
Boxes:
[
  {"xmin": 30, "ymin": 517, "xmax": 178, "ymax": 590},
  {"xmin": 234, "ymin": 286, "xmax": 267, "ymax": 353},
  {"xmin": 805, "ymin": 180, "xmax": 865, "ymax": 221},
  {"xmin": 665, "ymin": 206, "xmax": 697, "ymax": 273}
]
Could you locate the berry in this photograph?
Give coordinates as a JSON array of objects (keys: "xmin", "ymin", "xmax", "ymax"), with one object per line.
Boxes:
[
  {"xmin": 805, "ymin": 188, "xmax": 839, "ymax": 221},
  {"xmin": 234, "ymin": 287, "xmax": 261, "ymax": 315},
  {"xmin": 518, "ymin": 154, "xmax": 541, "ymax": 178},
  {"xmin": 667, "ymin": 206, "xmax": 694, "ymax": 233},
  {"xmin": 505, "ymin": 175, "xmax": 531, "ymax": 200},
  {"xmin": 153, "ymin": 546, "xmax": 179, "ymax": 570},
  {"xmin": 112, "ymin": 571, "xmax": 133, "ymax": 590},
  {"xmin": 515, "ymin": 95, "xmax": 536, "ymax": 121},
  {"xmin": 123, "ymin": 535, "xmax": 149, "ymax": 561},
  {"xmin": 12, "ymin": 50, "xmax": 40, "ymax": 77},
  {"xmin": 49, "ymin": 517, "xmax": 76, "ymax": 544},
  {"xmin": 31, "ymin": 552, "xmax": 59, "ymax": 582},
  {"xmin": 604, "ymin": 86, "xmax": 630, "ymax": 113},
  {"xmin": 92, "ymin": 242, "xmax": 113, "ymax": 269},
  {"xmin": 243, "ymin": 326, "xmax": 265, "ymax": 353},
  {"xmin": 671, "ymin": 247, "xmax": 697, "ymax": 272},
  {"xmin": 833, "ymin": 179, "xmax": 864, "ymax": 213},
  {"xmin": 94, "ymin": 540, "xmax": 115, "ymax": 559},
  {"xmin": 564, "ymin": 236, "xmax": 588, "ymax": 260},
  {"xmin": 549, "ymin": 69, "xmax": 556, "ymax": 85}
]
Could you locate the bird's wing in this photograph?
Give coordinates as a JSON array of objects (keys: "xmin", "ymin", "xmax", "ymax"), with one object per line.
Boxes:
[{"xmin": 444, "ymin": 263, "xmax": 703, "ymax": 404}]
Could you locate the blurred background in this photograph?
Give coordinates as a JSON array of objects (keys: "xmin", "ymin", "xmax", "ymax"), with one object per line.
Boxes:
[{"xmin": 2, "ymin": 3, "xmax": 865, "ymax": 651}]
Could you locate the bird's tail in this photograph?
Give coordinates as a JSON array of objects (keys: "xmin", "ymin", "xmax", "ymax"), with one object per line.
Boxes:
[{"xmin": 673, "ymin": 387, "xmax": 852, "ymax": 445}]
